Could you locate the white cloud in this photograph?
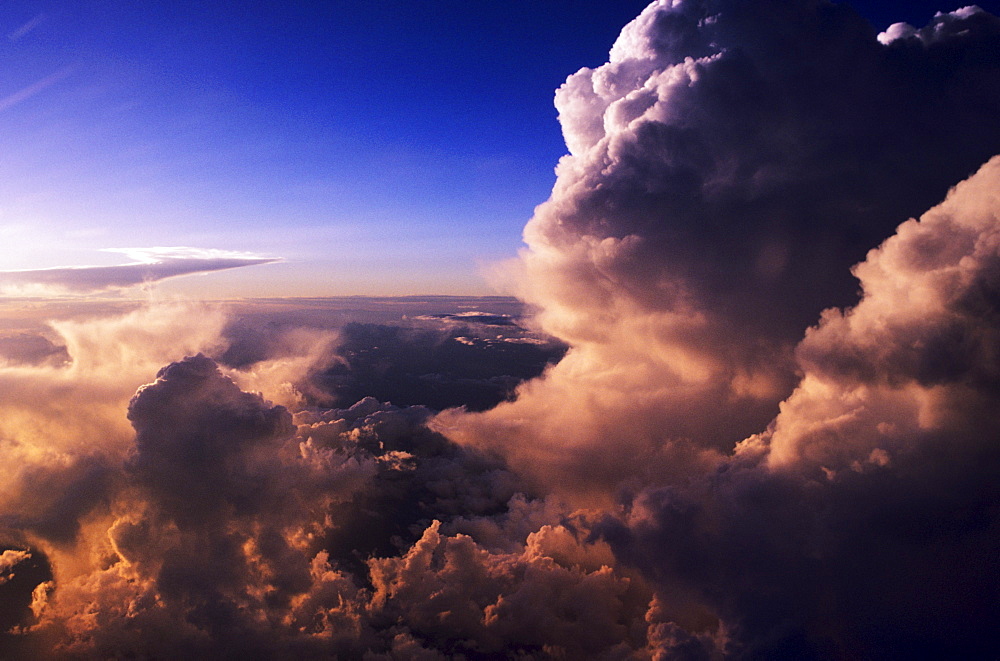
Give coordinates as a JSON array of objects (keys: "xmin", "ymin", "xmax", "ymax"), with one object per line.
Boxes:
[{"xmin": 0, "ymin": 247, "xmax": 281, "ymax": 295}]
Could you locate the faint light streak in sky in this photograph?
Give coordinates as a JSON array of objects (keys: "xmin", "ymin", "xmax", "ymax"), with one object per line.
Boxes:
[
  {"xmin": 7, "ymin": 12, "xmax": 45, "ymax": 41},
  {"xmin": 0, "ymin": 66, "xmax": 75, "ymax": 113}
]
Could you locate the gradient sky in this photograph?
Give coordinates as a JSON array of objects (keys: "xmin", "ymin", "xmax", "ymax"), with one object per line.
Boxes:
[
  {"xmin": 0, "ymin": 0, "xmax": 995, "ymax": 297},
  {"xmin": 2, "ymin": 2, "xmax": 1000, "ymax": 657}
]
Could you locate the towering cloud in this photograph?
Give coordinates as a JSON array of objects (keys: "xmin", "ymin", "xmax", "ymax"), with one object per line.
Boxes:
[
  {"xmin": 2, "ymin": 1, "xmax": 1000, "ymax": 658},
  {"xmin": 599, "ymin": 155, "xmax": 1000, "ymax": 659},
  {"xmin": 443, "ymin": 0, "xmax": 1000, "ymax": 497}
]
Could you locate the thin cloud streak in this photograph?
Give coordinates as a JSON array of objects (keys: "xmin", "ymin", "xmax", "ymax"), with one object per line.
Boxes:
[
  {"xmin": 0, "ymin": 67, "xmax": 75, "ymax": 113},
  {"xmin": 0, "ymin": 247, "xmax": 281, "ymax": 295},
  {"xmin": 7, "ymin": 13, "xmax": 46, "ymax": 42}
]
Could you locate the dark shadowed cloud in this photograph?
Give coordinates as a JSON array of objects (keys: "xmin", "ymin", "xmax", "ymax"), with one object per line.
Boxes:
[
  {"xmin": 597, "ymin": 156, "xmax": 1000, "ymax": 658},
  {"xmin": 1, "ymin": 1, "xmax": 1000, "ymax": 659},
  {"xmin": 444, "ymin": 0, "xmax": 1000, "ymax": 497},
  {"xmin": 0, "ymin": 334, "xmax": 68, "ymax": 367},
  {"xmin": 215, "ymin": 300, "xmax": 566, "ymax": 412}
]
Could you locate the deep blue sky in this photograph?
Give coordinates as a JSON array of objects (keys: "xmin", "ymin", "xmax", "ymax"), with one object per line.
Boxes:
[{"xmin": 0, "ymin": 0, "xmax": 995, "ymax": 297}]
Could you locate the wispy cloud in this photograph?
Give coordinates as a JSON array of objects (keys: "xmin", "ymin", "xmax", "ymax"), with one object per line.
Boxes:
[
  {"xmin": 0, "ymin": 66, "xmax": 75, "ymax": 113},
  {"xmin": 0, "ymin": 247, "xmax": 281, "ymax": 295},
  {"xmin": 7, "ymin": 13, "xmax": 46, "ymax": 42}
]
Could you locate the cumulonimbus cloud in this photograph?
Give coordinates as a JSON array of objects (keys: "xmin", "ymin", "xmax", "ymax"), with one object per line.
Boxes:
[
  {"xmin": 440, "ymin": 0, "xmax": 1000, "ymax": 498},
  {"xmin": 1, "ymin": 1, "xmax": 1000, "ymax": 658},
  {"xmin": 595, "ymin": 155, "xmax": 1000, "ymax": 659},
  {"xmin": 0, "ymin": 247, "xmax": 281, "ymax": 295}
]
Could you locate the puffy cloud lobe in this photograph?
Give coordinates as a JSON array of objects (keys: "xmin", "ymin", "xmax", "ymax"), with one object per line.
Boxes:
[
  {"xmin": 126, "ymin": 353, "xmax": 296, "ymax": 524},
  {"xmin": 365, "ymin": 520, "xmax": 651, "ymax": 659},
  {"xmin": 764, "ymin": 155, "xmax": 1000, "ymax": 469},
  {"xmin": 37, "ymin": 353, "xmax": 358, "ymax": 657},
  {"xmin": 18, "ymin": 355, "xmax": 659, "ymax": 658},
  {"xmin": 878, "ymin": 5, "xmax": 990, "ymax": 45},
  {"xmin": 0, "ymin": 301, "xmax": 231, "ymax": 601},
  {"xmin": 0, "ymin": 550, "xmax": 31, "ymax": 586},
  {"xmin": 90, "ymin": 355, "xmax": 309, "ymax": 654},
  {"xmin": 3, "ymin": 2, "xmax": 1000, "ymax": 658},
  {"xmin": 596, "ymin": 156, "xmax": 1000, "ymax": 658},
  {"xmin": 447, "ymin": 0, "xmax": 1000, "ymax": 496},
  {"xmin": 0, "ymin": 334, "xmax": 68, "ymax": 368}
]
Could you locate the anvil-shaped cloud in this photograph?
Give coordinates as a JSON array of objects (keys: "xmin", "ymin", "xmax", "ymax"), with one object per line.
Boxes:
[{"xmin": 0, "ymin": 247, "xmax": 281, "ymax": 295}]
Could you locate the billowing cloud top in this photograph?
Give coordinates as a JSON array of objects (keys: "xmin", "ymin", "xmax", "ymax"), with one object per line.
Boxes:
[
  {"xmin": 445, "ymin": 0, "xmax": 1000, "ymax": 495},
  {"xmin": 1, "ymin": 1, "xmax": 1000, "ymax": 659},
  {"xmin": 0, "ymin": 247, "xmax": 280, "ymax": 295}
]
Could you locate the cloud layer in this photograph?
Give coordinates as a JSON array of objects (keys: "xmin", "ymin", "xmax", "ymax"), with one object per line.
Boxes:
[
  {"xmin": 1, "ymin": 1, "xmax": 1000, "ymax": 658},
  {"xmin": 0, "ymin": 247, "xmax": 280, "ymax": 295}
]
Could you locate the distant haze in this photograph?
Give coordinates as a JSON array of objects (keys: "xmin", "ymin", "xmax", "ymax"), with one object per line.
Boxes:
[{"xmin": 1, "ymin": 1, "xmax": 1000, "ymax": 659}]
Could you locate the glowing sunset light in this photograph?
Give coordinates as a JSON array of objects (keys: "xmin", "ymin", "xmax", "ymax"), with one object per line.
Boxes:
[{"xmin": 1, "ymin": 1, "xmax": 999, "ymax": 659}]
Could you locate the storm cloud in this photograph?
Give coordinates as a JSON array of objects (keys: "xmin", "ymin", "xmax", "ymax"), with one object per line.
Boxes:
[
  {"xmin": 597, "ymin": 156, "xmax": 1000, "ymax": 659},
  {"xmin": 443, "ymin": 0, "xmax": 1000, "ymax": 496},
  {"xmin": 1, "ymin": 1, "xmax": 1000, "ymax": 659}
]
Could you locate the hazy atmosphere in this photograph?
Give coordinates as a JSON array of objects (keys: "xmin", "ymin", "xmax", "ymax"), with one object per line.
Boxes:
[{"xmin": 2, "ymin": 1, "xmax": 1000, "ymax": 659}]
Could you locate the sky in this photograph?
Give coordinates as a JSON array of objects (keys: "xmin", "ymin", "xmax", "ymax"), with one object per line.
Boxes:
[
  {"xmin": 1, "ymin": 0, "xmax": 996, "ymax": 297},
  {"xmin": 2, "ymin": 1, "xmax": 1000, "ymax": 659}
]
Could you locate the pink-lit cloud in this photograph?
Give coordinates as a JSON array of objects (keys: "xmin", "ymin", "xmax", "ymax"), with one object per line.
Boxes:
[
  {"xmin": 0, "ymin": 66, "xmax": 74, "ymax": 113},
  {"xmin": 1, "ymin": 1, "xmax": 1000, "ymax": 658},
  {"xmin": 442, "ymin": 0, "xmax": 1000, "ymax": 498},
  {"xmin": 0, "ymin": 247, "xmax": 281, "ymax": 296}
]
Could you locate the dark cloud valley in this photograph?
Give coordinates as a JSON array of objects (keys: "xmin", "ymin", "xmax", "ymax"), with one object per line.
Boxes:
[
  {"xmin": 2, "ymin": 1, "xmax": 1000, "ymax": 659},
  {"xmin": 216, "ymin": 300, "xmax": 567, "ymax": 412}
]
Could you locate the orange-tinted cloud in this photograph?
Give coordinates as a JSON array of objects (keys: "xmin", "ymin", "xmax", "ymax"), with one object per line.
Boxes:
[
  {"xmin": 2, "ymin": 1, "xmax": 1000, "ymax": 658},
  {"xmin": 442, "ymin": 1, "xmax": 1000, "ymax": 500}
]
